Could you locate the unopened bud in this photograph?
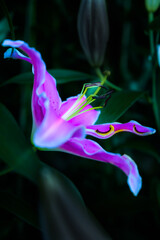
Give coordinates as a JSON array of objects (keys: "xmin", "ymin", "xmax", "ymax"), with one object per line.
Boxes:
[
  {"xmin": 145, "ymin": 0, "xmax": 160, "ymax": 12},
  {"xmin": 77, "ymin": 0, "xmax": 109, "ymax": 67}
]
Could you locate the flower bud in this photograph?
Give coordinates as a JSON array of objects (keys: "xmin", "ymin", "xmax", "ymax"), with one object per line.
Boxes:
[
  {"xmin": 145, "ymin": 0, "xmax": 160, "ymax": 12},
  {"xmin": 77, "ymin": 0, "xmax": 109, "ymax": 67}
]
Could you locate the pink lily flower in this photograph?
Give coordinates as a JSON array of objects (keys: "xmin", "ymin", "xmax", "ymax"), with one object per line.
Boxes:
[{"xmin": 2, "ymin": 40, "xmax": 156, "ymax": 196}]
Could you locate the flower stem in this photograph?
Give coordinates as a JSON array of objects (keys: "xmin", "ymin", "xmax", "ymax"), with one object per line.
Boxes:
[
  {"xmin": 95, "ymin": 68, "xmax": 122, "ymax": 91},
  {"xmin": 148, "ymin": 12, "xmax": 160, "ymax": 130},
  {"xmin": 148, "ymin": 12, "xmax": 154, "ymax": 57},
  {"xmin": 152, "ymin": 68, "xmax": 160, "ymax": 130}
]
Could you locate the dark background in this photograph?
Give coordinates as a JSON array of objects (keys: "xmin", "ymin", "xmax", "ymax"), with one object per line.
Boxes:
[{"xmin": 0, "ymin": 0, "xmax": 160, "ymax": 239}]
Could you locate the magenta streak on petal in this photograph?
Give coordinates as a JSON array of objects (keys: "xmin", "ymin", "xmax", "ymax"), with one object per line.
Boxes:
[
  {"xmin": 33, "ymin": 116, "xmax": 85, "ymax": 148},
  {"xmin": 86, "ymin": 120, "xmax": 156, "ymax": 139},
  {"xmin": 60, "ymin": 138, "xmax": 142, "ymax": 196}
]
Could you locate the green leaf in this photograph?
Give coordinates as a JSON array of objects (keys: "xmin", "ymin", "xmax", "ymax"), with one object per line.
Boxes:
[
  {"xmin": 0, "ymin": 191, "xmax": 40, "ymax": 229},
  {"xmin": 0, "ymin": 69, "xmax": 96, "ymax": 87},
  {"xmin": 0, "ymin": 102, "xmax": 40, "ymax": 183},
  {"xmin": 49, "ymin": 69, "xmax": 96, "ymax": 83},
  {"xmin": 0, "ymin": 72, "xmax": 33, "ymax": 87},
  {"xmin": 97, "ymin": 90, "xmax": 144, "ymax": 123}
]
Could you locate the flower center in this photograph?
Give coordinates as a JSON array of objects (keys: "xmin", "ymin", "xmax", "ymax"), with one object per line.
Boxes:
[{"xmin": 61, "ymin": 82, "xmax": 112, "ymax": 121}]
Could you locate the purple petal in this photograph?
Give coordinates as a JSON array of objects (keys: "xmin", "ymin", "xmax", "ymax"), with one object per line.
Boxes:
[
  {"xmin": 2, "ymin": 40, "xmax": 62, "ymax": 127},
  {"xmin": 4, "ymin": 48, "xmax": 32, "ymax": 63},
  {"xmin": 33, "ymin": 113, "xmax": 85, "ymax": 149},
  {"xmin": 86, "ymin": 120, "xmax": 156, "ymax": 139},
  {"xmin": 60, "ymin": 138, "xmax": 142, "ymax": 196},
  {"xmin": 60, "ymin": 95, "xmax": 100, "ymax": 125}
]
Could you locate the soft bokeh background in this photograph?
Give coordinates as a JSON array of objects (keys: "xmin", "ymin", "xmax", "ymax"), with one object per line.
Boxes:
[{"xmin": 0, "ymin": 0, "xmax": 160, "ymax": 239}]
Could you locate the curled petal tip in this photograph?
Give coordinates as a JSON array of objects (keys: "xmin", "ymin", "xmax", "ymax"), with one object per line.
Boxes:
[
  {"xmin": 4, "ymin": 48, "xmax": 13, "ymax": 59},
  {"xmin": 150, "ymin": 128, "xmax": 156, "ymax": 134},
  {"xmin": 142, "ymin": 127, "xmax": 156, "ymax": 136},
  {"xmin": 3, "ymin": 48, "xmax": 31, "ymax": 63},
  {"xmin": 131, "ymin": 121, "xmax": 156, "ymax": 136},
  {"xmin": 127, "ymin": 173, "xmax": 142, "ymax": 196},
  {"xmin": 123, "ymin": 154, "xmax": 142, "ymax": 196}
]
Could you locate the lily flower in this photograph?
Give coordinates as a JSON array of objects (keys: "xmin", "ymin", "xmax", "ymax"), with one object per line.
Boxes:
[{"xmin": 2, "ymin": 40, "xmax": 156, "ymax": 196}]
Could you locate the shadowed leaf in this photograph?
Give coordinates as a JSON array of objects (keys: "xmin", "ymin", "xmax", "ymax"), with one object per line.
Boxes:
[
  {"xmin": 0, "ymin": 102, "xmax": 40, "ymax": 183},
  {"xmin": 0, "ymin": 69, "xmax": 96, "ymax": 86},
  {"xmin": 39, "ymin": 168, "xmax": 110, "ymax": 240},
  {"xmin": 0, "ymin": 191, "xmax": 40, "ymax": 229},
  {"xmin": 97, "ymin": 90, "xmax": 144, "ymax": 123}
]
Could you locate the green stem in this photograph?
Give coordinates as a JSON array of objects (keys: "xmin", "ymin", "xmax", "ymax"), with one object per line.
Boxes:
[
  {"xmin": 152, "ymin": 66, "xmax": 160, "ymax": 130},
  {"xmin": 0, "ymin": 0, "xmax": 15, "ymax": 40},
  {"xmin": 148, "ymin": 12, "xmax": 160, "ymax": 130},
  {"xmin": 95, "ymin": 68, "xmax": 122, "ymax": 91},
  {"xmin": 148, "ymin": 12, "xmax": 154, "ymax": 57}
]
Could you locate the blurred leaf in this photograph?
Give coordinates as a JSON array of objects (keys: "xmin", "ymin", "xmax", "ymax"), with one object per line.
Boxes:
[
  {"xmin": 49, "ymin": 69, "xmax": 96, "ymax": 83},
  {"xmin": 97, "ymin": 90, "xmax": 144, "ymax": 123},
  {"xmin": 39, "ymin": 168, "xmax": 110, "ymax": 240},
  {"xmin": 0, "ymin": 165, "xmax": 13, "ymax": 176},
  {"xmin": 0, "ymin": 191, "xmax": 39, "ymax": 229},
  {"xmin": 0, "ymin": 69, "xmax": 96, "ymax": 87},
  {"xmin": 0, "ymin": 102, "xmax": 40, "ymax": 183},
  {"xmin": 0, "ymin": 18, "xmax": 9, "ymax": 42},
  {"xmin": 0, "ymin": 72, "xmax": 33, "ymax": 86}
]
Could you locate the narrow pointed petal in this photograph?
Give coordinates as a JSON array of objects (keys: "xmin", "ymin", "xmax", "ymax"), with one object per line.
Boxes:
[
  {"xmin": 86, "ymin": 120, "xmax": 156, "ymax": 139},
  {"xmin": 60, "ymin": 95, "xmax": 100, "ymax": 125},
  {"xmin": 2, "ymin": 39, "xmax": 62, "ymax": 127},
  {"xmin": 59, "ymin": 138, "xmax": 142, "ymax": 196}
]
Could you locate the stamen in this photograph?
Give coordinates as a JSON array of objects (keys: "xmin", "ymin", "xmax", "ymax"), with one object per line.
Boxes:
[
  {"xmin": 65, "ymin": 95, "xmax": 96, "ymax": 121},
  {"xmin": 92, "ymin": 89, "xmax": 114, "ymax": 107},
  {"xmin": 62, "ymin": 83, "xmax": 101, "ymax": 120},
  {"xmin": 62, "ymin": 82, "xmax": 113, "ymax": 121},
  {"xmin": 72, "ymin": 105, "xmax": 103, "ymax": 118}
]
